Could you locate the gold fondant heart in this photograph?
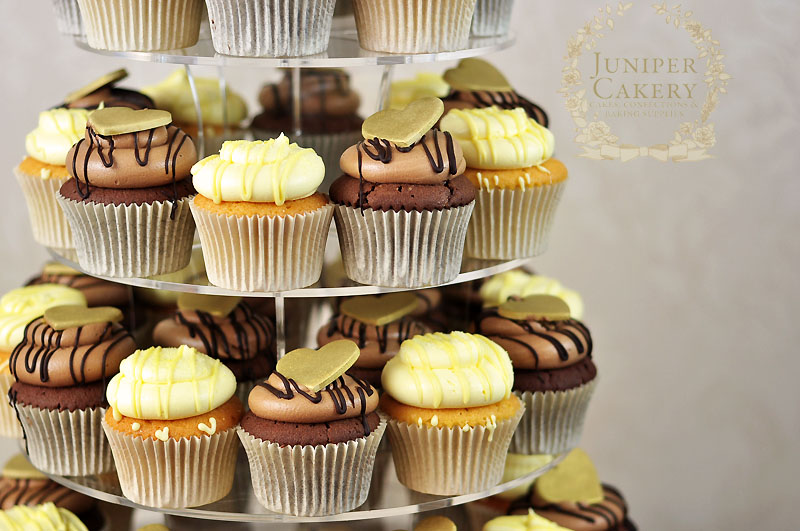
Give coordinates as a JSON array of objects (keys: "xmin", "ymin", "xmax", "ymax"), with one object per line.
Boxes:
[
  {"xmin": 178, "ymin": 293, "xmax": 241, "ymax": 317},
  {"xmin": 42, "ymin": 262, "xmax": 81, "ymax": 276},
  {"xmin": 276, "ymin": 340, "xmax": 360, "ymax": 392},
  {"xmin": 498, "ymin": 295, "xmax": 570, "ymax": 321},
  {"xmin": 64, "ymin": 68, "xmax": 128, "ymax": 104},
  {"xmin": 413, "ymin": 516, "xmax": 457, "ymax": 531},
  {"xmin": 88, "ymin": 107, "xmax": 172, "ymax": 136},
  {"xmin": 534, "ymin": 448, "xmax": 604, "ymax": 505},
  {"xmin": 1, "ymin": 454, "xmax": 46, "ymax": 480},
  {"xmin": 444, "ymin": 58, "xmax": 512, "ymax": 92},
  {"xmin": 340, "ymin": 292, "xmax": 418, "ymax": 327},
  {"xmin": 44, "ymin": 305, "xmax": 123, "ymax": 331},
  {"xmin": 362, "ymin": 97, "xmax": 444, "ymax": 147}
]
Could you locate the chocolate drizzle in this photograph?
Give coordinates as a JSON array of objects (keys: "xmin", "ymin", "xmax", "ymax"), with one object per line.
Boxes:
[
  {"xmin": 449, "ymin": 90, "xmax": 550, "ymax": 127},
  {"xmin": 0, "ymin": 479, "xmax": 75, "ymax": 509},
  {"xmin": 258, "ymin": 372, "xmax": 375, "ymax": 434},
  {"xmin": 325, "ymin": 315, "xmax": 422, "ymax": 354},
  {"xmin": 165, "ymin": 126, "xmax": 189, "ymax": 219}
]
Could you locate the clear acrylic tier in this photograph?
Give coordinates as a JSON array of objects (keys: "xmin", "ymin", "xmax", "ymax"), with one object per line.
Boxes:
[{"xmin": 39, "ymin": 447, "xmax": 562, "ymax": 524}]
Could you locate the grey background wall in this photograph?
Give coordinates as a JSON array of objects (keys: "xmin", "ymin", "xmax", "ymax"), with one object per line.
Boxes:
[{"xmin": 1, "ymin": 1, "xmax": 798, "ymax": 530}]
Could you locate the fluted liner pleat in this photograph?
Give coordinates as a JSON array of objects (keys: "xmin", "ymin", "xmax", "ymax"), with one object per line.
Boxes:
[
  {"xmin": 14, "ymin": 169, "xmax": 73, "ymax": 252},
  {"xmin": 77, "ymin": 0, "xmax": 203, "ymax": 51},
  {"xmin": 237, "ymin": 416, "xmax": 386, "ymax": 516},
  {"xmin": 102, "ymin": 421, "xmax": 239, "ymax": 508},
  {"xmin": 0, "ymin": 374, "xmax": 23, "ymax": 439},
  {"xmin": 465, "ymin": 182, "xmax": 565, "ymax": 259},
  {"xmin": 15, "ymin": 405, "xmax": 114, "ymax": 475},
  {"xmin": 206, "ymin": 0, "xmax": 336, "ymax": 57},
  {"xmin": 509, "ymin": 380, "xmax": 597, "ymax": 455},
  {"xmin": 352, "ymin": 0, "xmax": 477, "ymax": 53},
  {"xmin": 386, "ymin": 405, "xmax": 523, "ymax": 495},
  {"xmin": 56, "ymin": 194, "xmax": 195, "ymax": 278},
  {"xmin": 190, "ymin": 201, "xmax": 334, "ymax": 292},
  {"xmin": 333, "ymin": 202, "xmax": 474, "ymax": 288},
  {"xmin": 51, "ymin": 0, "xmax": 85, "ymax": 36},
  {"xmin": 470, "ymin": 0, "xmax": 514, "ymax": 36}
]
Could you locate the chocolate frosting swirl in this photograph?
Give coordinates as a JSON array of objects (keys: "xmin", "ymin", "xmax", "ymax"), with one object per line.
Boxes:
[
  {"xmin": 443, "ymin": 90, "xmax": 549, "ymax": 127},
  {"xmin": 0, "ymin": 478, "xmax": 95, "ymax": 514},
  {"xmin": 510, "ymin": 484, "xmax": 630, "ymax": 531},
  {"xmin": 9, "ymin": 317, "xmax": 136, "ymax": 388},
  {"xmin": 475, "ymin": 308, "xmax": 592, "ymax": 370},
  {"xmin": 249, "ymin": 372, "xmax": 378, "ymax": 433},
  {"xmin": 317, "ymin": 314, "xmax": 428, "ymax": 369},
  {"xmin": 152, "ymin": 303, "xmax": 275, "ymax": 363},
  {"xmin": 259, "ymin": 69, "xmax": 360, "ymax": 118}
]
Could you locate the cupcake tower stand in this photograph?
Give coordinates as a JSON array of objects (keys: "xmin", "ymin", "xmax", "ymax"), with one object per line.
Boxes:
[{"xmin": 36, "ymin": 25, "xmax": 562, "ymax": 528}]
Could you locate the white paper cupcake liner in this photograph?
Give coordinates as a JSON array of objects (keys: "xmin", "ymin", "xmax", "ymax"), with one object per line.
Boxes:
[
  {"xmin": 14, "ymin": 168, "xmax": 73, "ymax": 252},
  {"xmin": 191, "ymin": 201, "xmax": 334, "ymax": 292},
  {"xmin": 470, "ymin": 0, "xmax": 514, "ymax": 36},
  {"xmin": 51, "ymin": 0, "xmax": 84, "ymax": 36},
  {"xmin": 102, "ymin": 421, "xmax": 239, "ymax": 508},
  {"xmin": 0, "ymin": 373, "xmax": 23, "ymax": 439},
  {"xmin": 353, "ymin": 0, "xmax": 476, "ymax": 53},
  {"xmin": 77, "ymin": 0, "xmax": 203, "ymax": 51},
  {"xmin": 237, "ymin": 415, "xmax": 386, "ymax": 516},
  {"xmin": 385, "ymin": 404, "xmax": 523, "ymax": 495},
  {"xmin": 465, "ymin": 182, "xmax": 565, "ymax": 260},
  {"xmin": 14, "ymin": 404, "xmax": 114, "ymax": 475},
  {"xmin": 509, "ymin": 379, "xmax": 597, "ymax": 455},
  {"xmin": 56, "ymin": 193, "xmax": 195, "ymax": 278},
  {"xmin": 333, "ymin": 202, "xmax": 474, "ymax": 288},
  {"xmin": 206, "ymin": 0, "xmax": 335, "ymax": 57}
]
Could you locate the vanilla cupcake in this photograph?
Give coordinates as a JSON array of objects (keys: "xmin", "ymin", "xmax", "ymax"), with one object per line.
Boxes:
[
  {"xmin": 14, "ymin": 108, "xmax": 88, "ymax": 253},
  {"xmin": 440, "ymin": 106, "xmax": 563, "ymax": 259},
  {"xmin": 103, "ymin": 345, "xmax": 243, "ymax": 508},
  {"xmin": 190, "ymin": 136, "xmax": 333, "ymax": 292},
  {"xmin": 380, "ymin": 332, "xmax": 523, "ymax": 495}
]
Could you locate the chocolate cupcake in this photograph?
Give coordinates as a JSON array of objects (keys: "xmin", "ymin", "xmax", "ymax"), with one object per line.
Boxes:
[
  {"xmin": 252, "ymin": 69, "xmax": 363, "ymax": 190},
  {"xmin": 64, "ymin": 69, "xmax": 155, "ymax": 111},
  {"xmin": 9, "ymin": 305, "xmax": 136, "ymax": 475},
  {"xmin": 330, "ymin": 97, "xmax": 475, "ymax": 287},
  {"xmin": 152, "ymin": 293, "xmax": 276, "ymax": 404},
  {"xmin": 57, "ymin": 107, "xmax": 197, "ymax": 277},
  {"xmin": 0, "ymin": 454, "xmax": 105, "ymax": 530},
  {"xmin": 238, "ymin": 341, "xmax": 386, "ymax": 516},
  {"xmin": 318, "ymin": 292, "xmax": 429, "ymax": 388},
  {"xmin": 442, "ymin": 58, "xmax": 548, "ymax": 126},
  {"xmin": 475, "ymin": 295, "xmax": 596, "ymax": 455}
]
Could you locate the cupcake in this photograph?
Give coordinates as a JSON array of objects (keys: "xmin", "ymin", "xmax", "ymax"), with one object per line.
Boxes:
[
  {"xmin": 141, "ymin": 70, "xmax": 248, "ymax": 155},
  {"xmin": 318, "ymin": 292, "xmax": 429, "ymax": 388},
  {"xmin": 352, "ymin": 0, "xmax": 477, "ymax": 53},
  {"xmin": 50, "ymin": 0, "xmax": 84, "ymax": 37},
  {"xmin": 442, "ymin": 58, "xmax": 548, "ymax": 126},
  {"xmin": 190, "ymin": 136, "xmax": 333, "ymax": 292},
  {"xmin": 410, "ymin": 288, "xmax": 449, "ymax": 331},
  {"xmin": 440, "ymin": 106, "xmax": 563, "ymax": 259},
  {"xmin": 480, "ymin": 270, "xmax": 584, "ymax": 319},
  {"xmin": 380, "ymin": 331, "xmax": 523, "ymax": 495},
  {"xmin": 56, "ymin": 107, "xmax": 198, "ymax": 278},
  {"xmin": 0, "ymin": 454, "xmax": 105, "ymax": 530},
  {"xmin": 9, "ymin": 305, "xmax": 136, "ymax": 475},
  {"xmin": 63, "ymin": 69, "xmax": 155, "ymax": 111},
  {"xmin": 0, "ymin": 285, "xmax": 86, "ymax": 438},
  {"xmin": 14, "ymin": 107, "xmax": 88, "ymax": 253},
  {"xmin": 508, "ymin": 449, "xmax": 637, "ymax": 530},
  {"xmin": 103, "ymin": 345, "xmax": 243, "ymax": 508},
  {"xmin": 0, "ymin": 502, "xmax": 89, "ymax": 530},
  {"xmin": 152, "ymin": 293, "xmax": 276, "ymax": 404},
  {"xmin": 474, "ymin": 295, "xmax": 596, "ymax": 455},
  {"xmin": 484, "ymin": 510, "xmax": 571, "ymax": 530},
  {"xmin": 77, "ymin": 0, "xmax": 204, "ymax": 51},
  {"xmin": 471, "ymin": 0, "xmax": 515, "ymax": 37},
  {"xmin": 330, "ymin": 97, "xmax": 475, "ymax": 288},
  {"xmin": 205, "ymin": 0, "xmax": 335, "ymax": 57},
  {"xmin": 238, "ymin": 340, "xmax": 386, "ymax": 515},
  {"xmin": 389, "ymin": 72, "xmax": 451, "ymax": 110},
  {"xmin": 252, "ymin": 69, "xmax": 363, "ymax": 190}
]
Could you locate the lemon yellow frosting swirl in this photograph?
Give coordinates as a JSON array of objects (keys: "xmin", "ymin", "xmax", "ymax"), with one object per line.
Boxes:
[
  {"xmin": 484, "ymin": 510, "xmax": 571, "ymax": 531},
  {"xmin": 106, "ymin": 345, "xmax": 236, "ymax": 420},
  {"xmin": 191, "ymin": 135, "xmax": 324, "ymax": 205},
  {"xmin": 25, "ymin": 108, "xmax": 89, "ymax": 168},
  {"xmin": 0, "ymin": 285, "xmax": 86, "ymax": 352},
  {"xmin": 480, "ymin": 271, "xmax": 584, "ymax": 319},
  {"xmin": 389, "ymin": 72, "xmax": 451, "ymax": 110},
  {"xmin": 440, "ymin": 107, "xmax": 555, "ymax": 169},
  {"xmin": 381, "ymin": 332, "xmax": 513, "ymax": 409},
  {"xmin": 0, "ymin": 502, "xmax": 88, "ymax": 531}
]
